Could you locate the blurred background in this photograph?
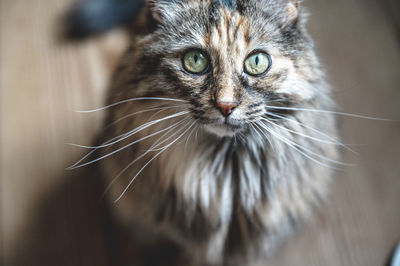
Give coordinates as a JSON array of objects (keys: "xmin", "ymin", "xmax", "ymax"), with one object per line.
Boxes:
[{"xmin": 1, "ymin": 0, "xmax": 399, "ymax": 265}]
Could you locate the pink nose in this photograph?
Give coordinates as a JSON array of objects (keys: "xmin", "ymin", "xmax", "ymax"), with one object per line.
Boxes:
[{"xmin": 215, "ymin": 101, "xmax": 238, "ymax": 117}]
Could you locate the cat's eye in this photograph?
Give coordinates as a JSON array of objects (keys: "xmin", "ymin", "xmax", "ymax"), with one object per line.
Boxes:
[
  {"xmin": 244, "ymin": 52, "xmax": 272, "ymax": 76},
  {"xmin": 183, "ymin": 50, "xmax": 209, "ymax": 74}
]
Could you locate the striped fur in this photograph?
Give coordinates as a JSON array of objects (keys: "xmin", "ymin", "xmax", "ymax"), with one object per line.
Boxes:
[{"xmin": 87, "ymin": 0, "xmax": 340, "ymax": 265}]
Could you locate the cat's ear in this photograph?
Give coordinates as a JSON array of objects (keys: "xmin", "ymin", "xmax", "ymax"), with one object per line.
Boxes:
[
  {"xmin": 283, "ymin": 0, "xmax": 300, "ymax": 27},
  {"xmin": 148, "ymin": 0, "xmax": 179, "ymax": 24}
]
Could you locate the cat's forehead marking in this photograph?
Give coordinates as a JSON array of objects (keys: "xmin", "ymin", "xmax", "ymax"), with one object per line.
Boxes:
[
  {"xmin": 208, "ymin": 7, "xmax": 250, "ymax": 68},
  {"xmin": 217, "ymin": 8, "xmax": 248, "ymax": 47},
  {"xmin": 206, "ymin": 7, "xmax": 250, "ymax": 103}
]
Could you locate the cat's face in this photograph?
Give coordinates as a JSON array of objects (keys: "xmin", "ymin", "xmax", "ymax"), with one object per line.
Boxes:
[{"xmin": 128, "ymin": 0, "xmax": 320, "ymax": 137}]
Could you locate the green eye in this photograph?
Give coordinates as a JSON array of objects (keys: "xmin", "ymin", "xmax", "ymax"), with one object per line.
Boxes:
[
  {"xmin": 183, "ymin": 50, "xmax": 209, "ymax": 74},
  {"xmin": 244, "ymin": 52, "xmax": 271, "ymax": 76}
]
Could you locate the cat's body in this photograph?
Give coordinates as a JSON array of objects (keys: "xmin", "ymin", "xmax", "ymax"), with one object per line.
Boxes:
[{"xmin": 68, "ymin": 0, "xmax": 339, "ymax": 265}]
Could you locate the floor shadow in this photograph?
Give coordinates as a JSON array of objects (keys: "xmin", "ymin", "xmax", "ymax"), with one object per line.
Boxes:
[{"xmin": 8, "ymin": 164, "xmax": 180, "ymax": 266}]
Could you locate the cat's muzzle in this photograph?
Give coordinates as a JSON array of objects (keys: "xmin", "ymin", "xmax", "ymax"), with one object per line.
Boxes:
[{"xmin": 204, "ymin": 118, "xmax": 245, "ymax": 137}]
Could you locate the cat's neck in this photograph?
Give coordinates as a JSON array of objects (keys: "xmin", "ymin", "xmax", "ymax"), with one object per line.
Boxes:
[{"xmin": 158, "ymin": 130, "xmax": 270, "ymax": 214}]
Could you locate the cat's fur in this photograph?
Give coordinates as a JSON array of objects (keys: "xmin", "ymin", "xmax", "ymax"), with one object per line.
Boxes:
[{"xmin": 68, "ymin": 0, "xmax": 339, "ymax": 265}]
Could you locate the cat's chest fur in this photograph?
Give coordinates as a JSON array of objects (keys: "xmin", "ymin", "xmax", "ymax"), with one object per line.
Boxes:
[
  {"xmin": 161, "ymin": 137, "xmax": 266, "ymax": 225},
  {"xmin": 152, "ymin": 137, "xmax": 275, "ymax": 263},
  {"xmin": 104, "ymin": 129, "xmax": 325, "ymax": 265}
]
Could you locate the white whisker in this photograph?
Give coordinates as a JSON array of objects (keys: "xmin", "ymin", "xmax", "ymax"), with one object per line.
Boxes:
[
  {"xmin": 262, "ymin": 118, "xmax": 349, "ymax": 147},
  {"xmin": 251, "ymin": 122, "xmax": 276, "ymax": 153},
  {"xmin": 66, "ymin": 136, "xmax": 116, "ymax": 170},
  {"xmin": 69, "ymin": 100, "xmax": 188, "ymax": 170},
  {"xmin": 101, "ymin": 118, "xmax": 189, "ymax": 199},
  {"xmin": 257, "ymin": 121, "xmax": 344, "ymax": 169},
  {"xmin": 194, "ymin": 126, "xmax": 200, "ymax": 145},
  {"xmin": 114, "ymin": 120, "xmax": 197, "ymax": 202},
  {"xmin": 145, "ymin": 119, "xmax": 192, "ymax": 152},
  {"xmin": 261, "ymin": 121, "xmax": 352, "ymax": 166},
  {"xmin": 68, "ymin": 111, "xmax": 190, "ymax": 149},
  {"xmin": 265, "ymin": 112, "xmax": 357, "ymax": 154},
  {"xmin": 69, "ymin": 117, "xmax": 188, "ymax": 169},
  {"xmin": 265, "ymin": 105, "xmax": 393, "ymax": 121},
  {"xmin": 76, "ymin": 97, "xmax": 188, "ymax": 113},
  {"xmin": 184, "ymin": 122, "xmax": 198, "ymax": 153},
  {"xmin": 103, "ymin": 105, "xmax": 182, "ymax": 130}
]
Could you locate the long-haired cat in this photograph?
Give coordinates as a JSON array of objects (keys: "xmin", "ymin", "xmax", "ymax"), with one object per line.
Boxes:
[{"xmin": 67, "ymin": 0, "xmax": 340, "ymax": 265}]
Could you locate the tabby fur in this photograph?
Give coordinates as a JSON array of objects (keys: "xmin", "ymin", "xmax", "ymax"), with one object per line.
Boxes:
[{"xmin": 79, "ymin": 0, "xmax": 340, "ymax": 265}]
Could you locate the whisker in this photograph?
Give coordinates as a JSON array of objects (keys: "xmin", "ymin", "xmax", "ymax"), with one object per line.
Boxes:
[
  {"xmin": 260, "ymin": 121, "xmax": 352, "ymax": 166},
  {"xmin": 69, "ymin": 117, "xmax": 188, "ymax": 169},
  {"xmin": 264, "ymin": 105, "xmax": 394, "ymax": 121},
  {"xmin": 261, "ymin": 118, "xmax": 351, "ymax": 147},
  {"xmin": 150, "ymin": 119, "xmax": 191, "ymax": 149},
  {"xmin": 251, "ymin": 122, "xmax": 277, "ymax": 153},
  {"xmin": 114, "ymin": 120, "xmax": 197, "ymax": 202},
  {"xmin": 257, "ymin": 121, "xmax": 344, "ymax": 170},
  {"xmin": 145, "ymin": 105, "xmax": 184, "ymax": 124},
  {"xmin": 76, "ymin": 97, "xmax": 188, "ymax": 113},
  {"xmin": 145, "ymin": 119, "xmax": 192, "ymax": 152},
  {"xmin": 68, "ymin": 111, "xmax": 190, "ymax": 149},
  {"xmin": 66, "ymin": 137, "xmax": 117, "ymax": 170},
  {"xmin": 237, "ymin": 132, "xmax": 246, "ymax": 144},
  {"xmin": 101, "ymin": 118, "xmax": 189, "ymax": 199},
  {"xmin": 103, "ymin": 105, "xmax": 182, "ymax": 130},
  {"xmin": 184, "ymin": 122, "xmax": 199, "ymax": 153},
  {"xmin": 249, "ymin": 123, "xmax": 262, "ymax": 140},
  {"xmin": 265, "ymin": 112, "xmax": 357, "ymax": 154},
  {"xmin": 194, "ymin": 125, "xmax": 200, "ymax": 145}
]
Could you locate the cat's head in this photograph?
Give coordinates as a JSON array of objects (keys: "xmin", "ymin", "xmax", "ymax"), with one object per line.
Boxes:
[{"xmin": 125, "ymin": 0, "xmax": 323, "ymax": 137}]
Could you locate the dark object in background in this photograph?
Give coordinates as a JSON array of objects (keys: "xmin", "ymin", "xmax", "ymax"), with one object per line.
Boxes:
[{"xmin": 63, "ymin": 0, "xmax": 144, "ymax": 40}]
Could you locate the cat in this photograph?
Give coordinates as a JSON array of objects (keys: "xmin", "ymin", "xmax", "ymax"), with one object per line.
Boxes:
[{"xmin": 66, "ymin": 0, "xmax": 341, "ymax": 265}]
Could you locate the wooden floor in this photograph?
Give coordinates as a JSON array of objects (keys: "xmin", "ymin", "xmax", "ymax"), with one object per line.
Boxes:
[{"xmin": 1, "ymin": 0, "xmax": 399, "ymax": 265}]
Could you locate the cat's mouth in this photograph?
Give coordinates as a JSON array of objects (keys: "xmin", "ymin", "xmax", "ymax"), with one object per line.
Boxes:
[{"xmin": 203, "ymin": 118, "xmax": 245, "ymax": 137}]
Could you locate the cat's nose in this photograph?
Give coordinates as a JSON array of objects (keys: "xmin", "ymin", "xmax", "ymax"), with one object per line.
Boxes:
[{"xmin": 215, "ymin": 101, "xmax": 238, "ymax": 117}]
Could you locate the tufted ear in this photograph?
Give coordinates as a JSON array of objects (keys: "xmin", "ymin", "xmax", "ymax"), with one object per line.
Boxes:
[
  {"xmin": 148, "ymin": 0, "xmax": 180, "ymax": 24},
  {"xmin": 255, "ymin": 0, "xmax": 301, "ymax": 28},
  {"xmin": 283, "ymin": 0, "xmax": 300, "ymax": 26}
]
